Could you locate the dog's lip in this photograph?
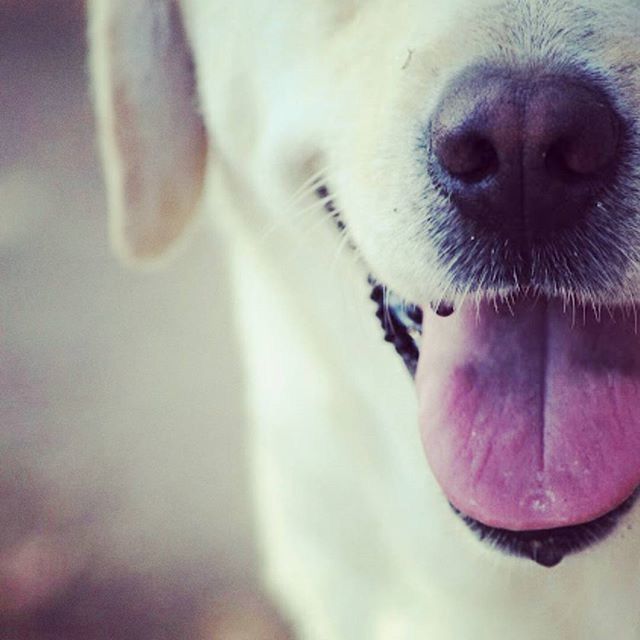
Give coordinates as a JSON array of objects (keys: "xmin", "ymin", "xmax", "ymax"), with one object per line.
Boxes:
[
  {"xmin": 453, "ymin": 485, "xmax": 639, "ymax": 567},
  {"xmin": 430, "ymin": 300, "xmax": 455, "ymax": 317}
]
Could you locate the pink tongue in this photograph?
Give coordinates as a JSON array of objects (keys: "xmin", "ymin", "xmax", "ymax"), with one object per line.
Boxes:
[{"xmin": 417, "ymin": 298, "xmax": 640, "ymax": 530}]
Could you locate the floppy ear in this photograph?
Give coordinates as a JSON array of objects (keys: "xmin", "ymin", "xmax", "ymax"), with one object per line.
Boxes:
[{"xmin": 89, "ymin": 0, "xmax": 207, "ymax": 261}]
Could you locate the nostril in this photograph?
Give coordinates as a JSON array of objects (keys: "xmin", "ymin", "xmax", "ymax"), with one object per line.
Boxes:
[
  {"xmin": 545, "ymin": 126, "xmax": 619, "ymax": 182},
  {"xmin": 436, "ymin": 134, "xmax": 499, "ymax": 184},
  {"xmin": 544, "ymin": 139, "xmax": 591, "ymax": 183}
]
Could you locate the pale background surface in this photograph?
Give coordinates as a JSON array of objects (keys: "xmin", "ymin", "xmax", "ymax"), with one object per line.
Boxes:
[{"xmin": 0, "ymin": 4, "xmax": 278, "ymax": 638}]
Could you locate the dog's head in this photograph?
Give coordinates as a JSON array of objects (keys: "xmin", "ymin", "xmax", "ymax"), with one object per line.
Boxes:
[{"xmin": 90, "ymin": 0, "xmax": 640, "ymax": 568}]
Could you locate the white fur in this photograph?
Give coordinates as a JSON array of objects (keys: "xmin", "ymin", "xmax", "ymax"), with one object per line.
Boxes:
[{"xmin": 91, "ymin": 1, "xmax": 640, "ymax": 637}]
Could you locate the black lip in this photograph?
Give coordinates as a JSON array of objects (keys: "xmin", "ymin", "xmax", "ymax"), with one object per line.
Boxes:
[{"xmin": 452, "ymin": 489, "xmax": 639, "ymax": 568}]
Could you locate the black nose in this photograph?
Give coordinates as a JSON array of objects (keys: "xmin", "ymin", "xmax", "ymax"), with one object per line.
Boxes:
[{"xmin": 431, "ymin": 66, "xmax": 621, "ymax": 240}]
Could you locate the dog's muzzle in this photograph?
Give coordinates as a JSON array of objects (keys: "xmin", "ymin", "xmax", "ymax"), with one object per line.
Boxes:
[{"xmin": 367, "ymin": 63, "xmax": 640, "ymax": 568}]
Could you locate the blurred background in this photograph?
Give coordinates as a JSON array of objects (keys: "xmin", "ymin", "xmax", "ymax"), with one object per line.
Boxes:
[{"xmin": 0, "ymin": 2, "xmax": 285, "ymax": 637}]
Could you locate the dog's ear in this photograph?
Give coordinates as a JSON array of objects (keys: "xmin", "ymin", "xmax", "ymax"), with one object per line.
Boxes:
[{"xmin": 89, "ymin": 0, "xmax": 207, "ymax": 261}]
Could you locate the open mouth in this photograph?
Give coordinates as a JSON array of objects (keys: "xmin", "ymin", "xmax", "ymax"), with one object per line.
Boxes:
[{"xmin": 370, "ymin": 282, "xmax": 640, "ymax": 566}]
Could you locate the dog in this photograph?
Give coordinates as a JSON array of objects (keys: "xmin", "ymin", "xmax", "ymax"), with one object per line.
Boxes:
[{"xmin": 89, "ymin": 1, "xmax": 640, "ymax": 637}]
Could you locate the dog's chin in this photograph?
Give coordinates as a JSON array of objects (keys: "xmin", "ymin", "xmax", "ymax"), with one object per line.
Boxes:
[{"xmin": 451, "ymin": 491, "xmax": 639, "ymax": 568}]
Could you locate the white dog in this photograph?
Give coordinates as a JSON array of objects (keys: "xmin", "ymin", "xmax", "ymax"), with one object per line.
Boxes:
[{"xmin": 89, "ymin": 1, "xmax": 640, "ymax": 638}]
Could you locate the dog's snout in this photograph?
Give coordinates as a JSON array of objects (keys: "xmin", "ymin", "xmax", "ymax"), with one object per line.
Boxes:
[{"xmin": 431, "ymin": 67, "xmax": 621, "ymax": 240}]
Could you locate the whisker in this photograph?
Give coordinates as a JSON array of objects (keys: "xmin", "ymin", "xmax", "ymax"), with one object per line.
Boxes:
[
  {"xmin": 329, "ymin": 229, "xmax": 354, "ymax": 275},
  {"xmin": 258, "ymin": 190, "xmax": 334, "ymax": 242},
  {"xmin": 285, "ymin": 167, "xmax": 330, "ymax": 207},
  {"xmin": 383, "ymin": 285, "xmax": 395, "ymax": 336}
]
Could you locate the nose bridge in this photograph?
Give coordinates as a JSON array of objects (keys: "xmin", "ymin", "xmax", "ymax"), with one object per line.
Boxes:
[{"xmin": 475, "ymin": 0, "xmax": 594, "ymax": 68}]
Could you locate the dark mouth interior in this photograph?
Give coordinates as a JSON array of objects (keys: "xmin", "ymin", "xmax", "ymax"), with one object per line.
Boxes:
[
  {"xmin": 369, "ymin": 279, "xmax": 638, "ymax": 566},
  {"xmin": 369, "ymin": 281, "xmax": 422, "ymax": 376}
]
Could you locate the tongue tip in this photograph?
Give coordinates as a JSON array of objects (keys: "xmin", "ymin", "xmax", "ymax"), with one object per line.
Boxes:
[
  {"xmin": 443, "ymin": 474, "xmax": 640, "ymax": 532},
  {"xmin": 450, "ymin": 494, "xmax": 638, "ymax": 534}
]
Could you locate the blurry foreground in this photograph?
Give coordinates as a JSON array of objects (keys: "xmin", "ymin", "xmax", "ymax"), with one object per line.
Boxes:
[{"xmin": 0, "ymin": 4, "xmax": 287, "ymax": 638}]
